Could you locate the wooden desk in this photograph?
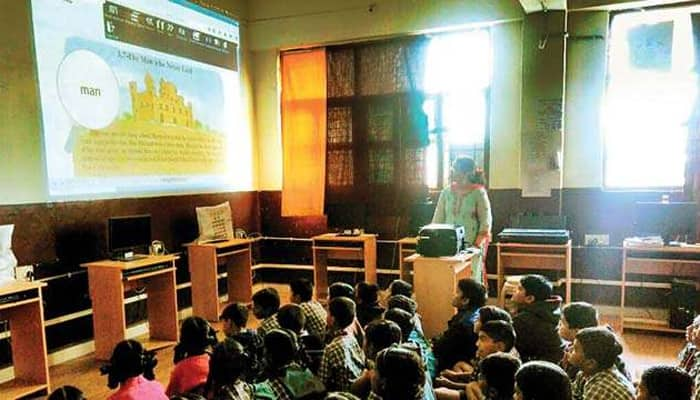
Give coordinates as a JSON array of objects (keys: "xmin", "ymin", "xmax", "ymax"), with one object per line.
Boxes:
[
  {"xmin": 409, "ymin": 252, "xmax": 473, "ymax": 339},
  {"xmin": 398, "ymin": 237, "xmax": 418, "ymax": 282},
  {"xmin": 185, "ymin": 238, "xmax": 255, "ymax": 321},
  {"xmin": 496, "ymin": 241, "xmax": 572, "ymax": 303},
  {"xmin": 312, "ymin": 233, "xmax": 377, "ymax": 300},
  {"xmin": 81, "ymin": 255, "xmax": 179, "ymax": 360},
  {"xmin": 0, "ymin": 281, "xmax": 49, "ymax": 399},
  {"xmin": 621, "ymin": 244, "xmax": 700, "ymax": 334}
]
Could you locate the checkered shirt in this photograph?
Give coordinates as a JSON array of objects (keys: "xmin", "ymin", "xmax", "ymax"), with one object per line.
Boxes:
[
  {"xmin": 258, "ymin": 314, "xmax": 282, "ymax": 338},
  {"xmin": 572, "ymin": 368, "xmax": 635, "ymax": 400},
  {"xmin": 318, "ymin": 332, "xmax": 365, "ymax": 392},
  {"xmin": 300, "ymin": 300, "xmax": 327, "ymax": 339}
]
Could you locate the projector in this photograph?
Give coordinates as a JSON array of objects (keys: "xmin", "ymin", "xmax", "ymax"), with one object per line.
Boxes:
[{"xmin": 416, "ymin": 224, "xmax": 465, "ymax": 257}]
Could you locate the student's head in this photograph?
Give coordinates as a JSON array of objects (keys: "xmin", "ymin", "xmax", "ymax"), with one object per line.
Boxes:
[
  {"xmin": 364, "ymin": 319, "xmax": 402, "ymax": 361},
  {"xmin": 48, "ymin": 386, "xmax": 86, "ymax": 400},
  {"xmin": 512, "ymin": 275, "xmax": 552, "ymax": 305},
  {"xmin": 568, "ymin": 327, "xmax": 623, "ymax": 375},
  {"xmin": 356, "ymin": 282, "xmax": 380, "ymax": 305},
  {"xmin": 277, "ymin": 303, "xmax": 306, "ymax": 334},
  {"xmin": 478, "ymin": 353, "xmax": 520, "ymax": 399},
  {"xmin": 103, "ymin": 339, "xmax": 157, "ymax": 389},
  {"xmin": 252, "ymin": 287, "xmax": 280, "ymax": 319},
  {"xmin": 384, "ymin": 308, "xmax": 414, "ymax": 342},
  {"xmin": 206, "ymin": 338, "xmax": 248, "ymax": 393},
  {"xmin": 328, "ymin": 296, "xmax": 356, "ymax": 330},
  {"xmin": 475, "ymin": 305, "xmax": 512, "ymax": 333},
  {"xmin": 329, "ymin": 282, "xmax": 355, "ymax": 299},
  {"xmin": 290, "ymin": 278, "xmax": 314, "ymax": 303},
  {"xmin": 514, "ymin": 361, "xmax": 572, "ymax": 400},
  {"xmin": 263, "ymin": 329, "xmax": 299, "ymax": 375},
  {"xmin": 560, "ymin": 302, "xmax": 598, "ymax": 342},
  {"xmin": 686, "ymin": 314, "xmax": 700, "ymax": 344},
  {"xmin": 174, "ymin": 316, "xmax": 217, "ymax": 363},
  {"xmin": 219, "ymin": 303, "xmax": 248, "ymax": 336},
  {"xmin": 451, "ymin": 156, "xmax": 485, "ymax": 185},
  {"xmin": 477, "ymin": 320, "xmax": 516, "ymax": 358},
  {"xmin": 386, "ymin": 294, "xmax": 417, "ymax": 316},
  {"xmin": 637, "ymin": 365, "xmax": 693, "ymax": 400},
  {"xmin": 388, "ymin": 279, "xmax": 413, "ymax": 297},
  {"xmin": 452, "ymin": 278, "xmax": 487, "ymax": 310},
  {"xmin": 372, "ymin": 346, "xmax": 426, "ymax": 400}
]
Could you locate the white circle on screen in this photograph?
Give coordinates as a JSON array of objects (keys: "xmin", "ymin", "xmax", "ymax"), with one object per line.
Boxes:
[{"xmin": 57, "ymin": 49, "xmax": 119, "ymax": 130}]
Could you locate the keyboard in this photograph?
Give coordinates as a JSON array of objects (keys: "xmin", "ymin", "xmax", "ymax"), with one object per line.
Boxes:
[
  {"xmin": 111, "ymin": 254, "xmax": 149, "ymax": 262},
  {"xmin": 122, "ymin": 263, "xmax": 170, "ymax": 278},
  {"xmin": 0, "ymin": 289, "xmax": 38, "ymax": 305}
]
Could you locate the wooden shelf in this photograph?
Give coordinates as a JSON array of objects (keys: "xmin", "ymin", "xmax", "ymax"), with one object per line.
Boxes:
[
  {"xmin": 0, "ymin": 379, "xmax": 48, "ymax": 399},
  {"xmin": 312, "ymin": 246, "xmax": 363, "ymax": 252},
  {"xmin": 622, "ymin": 318, "xmax": 685, "ymax": 334},
  {"xmin": 0, "ymin": 297, "xmax": 39, "ymax": 312}
]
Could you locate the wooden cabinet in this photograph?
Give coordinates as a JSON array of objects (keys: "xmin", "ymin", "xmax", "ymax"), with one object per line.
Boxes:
[{"xmin": 312, "ymin": 234, "xmax": 377, "ymax": 300}]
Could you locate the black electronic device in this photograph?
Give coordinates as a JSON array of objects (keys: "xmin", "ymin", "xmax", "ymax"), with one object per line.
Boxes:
[
  {"xmin": 0, "ymin": 288, "xmax": 38, "ymax": 306},
  {"xmin": 108, "ymin": 214, "xmax": 152, "ymax": 261},
  {"xmin": 416, "ymin": 224, "xmax": 465, "ymax": 257},
  {"xmin": 634, "ymin": 202, "xmax": 697, "ymax": 245},
  {"xmin": 670, "ymin": 278, "xmax": 697, "ymax": 329},
  {"xmin": 497, "ymin": 228, "xmax": 570, "ymax": 245},
  {"xmin": 121, "ymin": 263, "xmax": 170, "ymax": 278}
]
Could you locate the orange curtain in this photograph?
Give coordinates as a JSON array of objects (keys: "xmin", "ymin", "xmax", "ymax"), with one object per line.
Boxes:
[{"xmin": 281, "ymin": 49, "xmax": 327, "ymax": 216}]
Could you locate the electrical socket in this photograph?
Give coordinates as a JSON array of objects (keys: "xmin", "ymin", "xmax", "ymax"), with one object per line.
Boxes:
[
  {"xmin": 585, "ymin": 234, "xmax": 609, "ymax": 246},
  {"xmin": 15, "ymin": 264, "xmax": 34, "ymax": 281}
]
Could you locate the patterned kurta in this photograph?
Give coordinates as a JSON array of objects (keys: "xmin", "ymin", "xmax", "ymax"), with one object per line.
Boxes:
[
  {"xmin": 299, "ymin": 300, "xmax": 328, "ymax": 339},
  {"xmin": 432, "ymin": 186, "xmax": 492, "ymax": 282},
  {"xmin": 318, "ymin": 332, "xmax": 365, "ymax": 391},
  {"xmin": 258, "ymin": 314, "xmax": 282, "ymax": 338},
  {"xmin": 572, "ymin": 368, "xmax": 635, "ymax": 400}
]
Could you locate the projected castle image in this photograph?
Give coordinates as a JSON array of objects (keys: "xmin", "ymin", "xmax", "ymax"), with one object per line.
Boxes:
[{"xmin": 129, "ymin": 73, "xmax": 194, "ymax": 128}]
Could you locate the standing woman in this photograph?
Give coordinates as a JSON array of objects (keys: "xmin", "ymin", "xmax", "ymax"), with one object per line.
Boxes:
[{"xmin": 432, "ymin": 156, "xmax": 492, "ymax": 283}]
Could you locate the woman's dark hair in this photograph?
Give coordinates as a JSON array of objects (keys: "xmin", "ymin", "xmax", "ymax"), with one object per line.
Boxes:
[
  {"xmin": 374, "ymin": 346, "xmax": 425, "ymax": 400},
  {"xmin": 386, "ymin": 294, "xmax": 417, "ymax": 315},
  {"xmin": 277, "ymin": 303, "xmax": 306, "ymax": 334},
  {"xmin": 575, "ymin": 327, "xmax": 624, "ymax": 370},
  {"xmin": 641, "ymin": 365, "xmax": 693, "ymax": 400},
  {"xmin": 365, "ymin": 319, "xmax": 402, "ymax": 360},
  {"xmin": 384, "ymin": 308, "xmax": 414, "ymax": 342},
  {"xmin": 452, "ymin": 156, "xmax": 485, "ymax": 185},
  {"xmin": 48, "ymin": 385, "xmax": 86, "ymax": 400},
  {"xmin": 174, "ymin": 316, "xmax": 217, "ymax": 363},
  {"xmin": 252, "ymin": 287, "xmax": 281, "ymax": 318},
  {"xmin": 480, "ymin": 321, "xmax": 516, "ymax": 352},
  {"xmin": 519, "ymin": 275, "xmax": 552, "ymax": 302},
  {"xmin": 478, "ymin": 305, "xmax": 512, "ymax": 325},
  {"xmin": 219, "ymin": 303, "xmax": 249, "ymax": 328},
  {"xmin": 479, "ymin": 353, "xmax": 520, "ymax": 399},
  {"xmin": 562, "ymin": 302, "xmax": 598, "ymax": 329},
  {"xmin": 356, "ymin": 282, "xmax": 380, "ymax": 305},
  {"xmin": 457, "ymin": 278, "xmax": 487, "ymax": 309},
  {"xmin": 388, "ymin": 279, "xmax": 413, "ymax": 297},
  {"xmin": 290, "ymin": 278, "xmax": 314, "ymax": 302},
  {"xmin": 264, "ymin": 329, "xmax": 299, "ymax": 377},
  {"xmin": 329, "ymin": 282, "xmax": 355, "ymax": 299},
  {"xmin": 328, "ymin": 296, "xmax": 356, "ymax": 329},
  {"xmin": 102, "ymin": 339, "xmax": 158, "ymax": 389},
  {"xmin": 515, "ymin": 361, "xmax": 571, "ymax": 400},
  {"xmin": 205, "ymin": 338, "xmax": 248, "ymax": 396}
]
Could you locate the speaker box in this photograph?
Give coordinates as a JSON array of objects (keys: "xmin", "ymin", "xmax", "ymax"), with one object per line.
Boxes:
[{"xmin": 670, "ymin": 279, "xmax": 697, "ymax": 329}]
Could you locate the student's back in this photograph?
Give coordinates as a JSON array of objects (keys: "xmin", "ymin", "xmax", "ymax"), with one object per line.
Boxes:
[{"xmin": 513, "ymin": 297, "xmax": 564, "ymax": 363}]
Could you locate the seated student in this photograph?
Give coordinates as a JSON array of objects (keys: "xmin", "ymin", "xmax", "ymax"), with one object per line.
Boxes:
[
  {"xmin": 433, "ymin": 278, "xmax": 487, "ymax": 372},
  {"xmin": 48, "ymin": 385, "xmax": 86, "ymax": 400},
  {"xmin": 387, "ymin": 294, "xmax": 424, "ymax": 336},
  {"xmin": 253, "ymin": 287, "xmax": 282, "ymax": 337},
  {"xmin": 514, "ymin": 361, "xmax": 572, "ymax": 400},
  {"xmin": 167, "ymin": 316, "xmax": 218, "ymax": 396},
  {"xmin": 219, "ymin": 302, "xmax": 265, "ymax": 382},
  {"xmin": 278, "ymin": 303, "xmax": 324, "ymax": 374},
  {"xmin": 351, "ymin": 319, "xmax": 403, "ymax": 398},
  {"xmin": 569, "ymin": 327, "xmax": 634, "ymax": 400},
  {"xmin": 254, "ymin": 329, "xmax": 325, "ymax": 399},
  {"xmin": 102, "ymin": 339, "xmax": 167, "ymax": 400},
  {"xmin": 678, "ymin": 315, "xmax": 700, "ymax": 376},
  {"xmin": 636, "ymin": 365, "xmax": 693, "ymax": 400},
  {"xmin": 473, "ymin": 305, "xmax": 512, "ymax": 333},
  {"xmin": 388, "ymin": 279, "xmax": 413, "ymax": 298},
  {"xmin": 435, "ymin": 352, "xmax": 521, "ymax": 400},
  {"xmin": 559, "ymin": 302, "xmax": 629, "ymax": 380},
  {"xmin": 356, "ymin": 282, "xmax": 385, "ymax": 327},
  {"xmin": 205, "ymin": 338, "xmax": 254, "ymax": 400},
  {"xmin": 370, "ymin": 346, "xmax": 426, "ymax": 400},
  {"xmin": 511, "ymin": 275, "xmax": 564, "ymax": 363},
  {"xmin": 436, "ymin": 321, "xmax": 516, "ymax": 390},
  {"xmin": 320, "ymin": 297, "xmax": 366, "ymax": 392},
  {"xmin": 290, "ymin": 278, "xmax": 328, "ymax": 339},
  {"xmin": 328, "ymin": 283, "xmax": 364, "ymax": 347}
]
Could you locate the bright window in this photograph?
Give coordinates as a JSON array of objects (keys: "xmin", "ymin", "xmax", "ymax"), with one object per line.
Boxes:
[{"xmin": 604, "ymin": 7, "xmax": 698, "ymax": 189}]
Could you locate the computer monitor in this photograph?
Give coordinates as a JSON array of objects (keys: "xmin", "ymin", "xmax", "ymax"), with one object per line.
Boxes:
[
  {"xmin": 108, "ymin": 214, "xmax": 152, "ymax": 259},
  {"xmin": 634, "ymin": 202, "xmax": 697, "ymax": 244}
]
